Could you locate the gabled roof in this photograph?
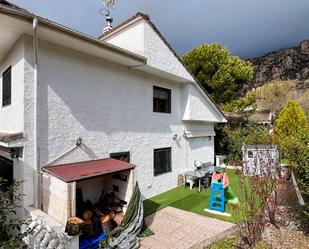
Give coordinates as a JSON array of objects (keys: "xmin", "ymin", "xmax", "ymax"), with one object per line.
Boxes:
[
  {"xmin": 0, "ymin": 0, "xmax": 28, "ymax": 12},
  {"xmin": 101, "ymin": 13, "xmax": 227, "ymax": 122}
]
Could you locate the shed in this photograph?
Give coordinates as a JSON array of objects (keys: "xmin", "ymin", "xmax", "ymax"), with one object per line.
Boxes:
[
  {"xmin": 41, "ymin": 158, "xmax": 137, "ymax": 225},
  {"xmin": 242, "ymin": 144, "xmax": 279, "ymax": 176}
]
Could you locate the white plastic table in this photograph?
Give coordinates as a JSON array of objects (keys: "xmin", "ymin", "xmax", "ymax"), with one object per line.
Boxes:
[{"xmin": 184, "ymin": 167, "xmax": 214, "ymax": 192}]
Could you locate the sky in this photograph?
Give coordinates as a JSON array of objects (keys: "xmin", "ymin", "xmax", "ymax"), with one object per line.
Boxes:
[{"xmin": 11, "ymin": 0, "xmax": 309, "ymax": 59}]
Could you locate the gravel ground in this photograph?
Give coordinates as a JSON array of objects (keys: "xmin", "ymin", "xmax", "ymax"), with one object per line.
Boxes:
[{"xmin": 262, "ymin": 207, "xmax": 309, "ymax": 249}]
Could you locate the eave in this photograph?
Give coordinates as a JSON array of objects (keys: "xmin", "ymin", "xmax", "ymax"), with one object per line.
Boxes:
[{"xmin": 0, "ymin": 5, "xmax": 147, "ymax": 67}]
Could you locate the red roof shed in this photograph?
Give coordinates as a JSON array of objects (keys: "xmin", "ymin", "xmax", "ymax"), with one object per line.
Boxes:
[{"xmin": 42, "ymin": 158, "xmax": 136, "ymax": 183}]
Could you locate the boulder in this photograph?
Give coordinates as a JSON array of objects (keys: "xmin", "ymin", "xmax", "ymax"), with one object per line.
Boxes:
[{"xmin": 300, "ymin": 40, "xmax": 309, "ymax": 53}]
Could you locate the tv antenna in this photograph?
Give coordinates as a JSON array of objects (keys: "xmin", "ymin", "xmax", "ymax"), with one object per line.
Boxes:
[{"xmin": 100, "ymin": 0, "xmax": 116, "ymax": 34}]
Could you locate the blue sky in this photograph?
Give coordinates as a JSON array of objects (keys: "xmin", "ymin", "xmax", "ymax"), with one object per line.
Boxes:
[{"xmin": 11, "ymin": 0, "xmax": 309, "ymax": 58}]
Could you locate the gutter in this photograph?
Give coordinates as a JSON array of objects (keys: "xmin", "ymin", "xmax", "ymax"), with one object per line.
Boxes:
[
  {"xmin": 0, "ymin": 5, "xmax": 147, "ymax": 65},
  {"xmin": 32, "ymin": 17, "xmax": 40, "ymax": 209}
]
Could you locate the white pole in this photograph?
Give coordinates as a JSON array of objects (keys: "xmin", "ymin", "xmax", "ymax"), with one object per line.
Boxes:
[{"xmin": 33, "ymin": 17, "xmax": 40, "ymax": 209}]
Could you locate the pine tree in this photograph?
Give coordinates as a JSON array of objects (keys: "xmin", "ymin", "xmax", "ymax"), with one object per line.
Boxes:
[{"xmin": 183, "ymin": 43, "xmax": 253, "ymax": 104}]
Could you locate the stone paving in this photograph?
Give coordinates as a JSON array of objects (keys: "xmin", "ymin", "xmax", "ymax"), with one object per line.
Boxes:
[{"xmin": 140, "ymin": 206, "xmax": 235, "ymax": 249}]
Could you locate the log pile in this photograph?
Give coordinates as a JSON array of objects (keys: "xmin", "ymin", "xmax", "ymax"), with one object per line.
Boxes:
[{"xmin": 65, "ymin": 191, "xmax": 126, "ymax": 237}]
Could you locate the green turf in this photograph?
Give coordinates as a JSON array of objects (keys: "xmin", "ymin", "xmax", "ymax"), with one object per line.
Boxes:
[{"xmin": 143, "ymin": 169, "xmax": 245, "ymax": 223}]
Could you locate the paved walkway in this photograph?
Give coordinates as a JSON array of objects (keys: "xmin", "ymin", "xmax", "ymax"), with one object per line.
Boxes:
[{"xmin": 140, "ymin": 207, "xmax": 235, "ymax": 249}]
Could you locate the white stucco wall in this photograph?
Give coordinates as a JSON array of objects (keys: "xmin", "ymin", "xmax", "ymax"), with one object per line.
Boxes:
[
  {"xmin": 104, "ymin": 19, "xmax": 194, "ymax": 82},
  {"xmin": 22, "ymin": 36, "xmax": 36, "ymax": 207},
  {"xmin": 7, "ymin": 34, "xmax": 218, "ymax": 211},
  {"xmin": 23, "ymin": 39, "xmax": 214, "ymax": 199},
  {"xmin": 0, "ymin": 37, "xmax": 34, "ymax": 210},
  {"xmin": 183, "ymin": 84, "xmax": 224, "ymax": 122},
  {"xmin": 0, "ymin": 38, "xmax": 24, "ymax": 132},
  {"xmin": 143, "ymin": 21, "xmax": 194, "ymax": 82},
  {"xmin": 104, "ymin": 20, "xmax": 145, "ymax": 56},
  {"xmin": 76, "ymin": 176, "xmax": 105, "ymax": 204}
]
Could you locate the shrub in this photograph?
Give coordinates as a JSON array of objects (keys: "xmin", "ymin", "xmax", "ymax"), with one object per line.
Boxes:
[
  {"xmin": 284, "ymin": 128, "xmax": 309, "ymax": 193},
  {"xmin": 0, "ymin": 179, "xmax": 28, "ymax": 249},
  {"xmin": 221, "ymin": 123, "xmax": 271, "ymax": 164},
  {"xmin": 275, "ymin": 100, "xmax": 307, "ymax": 139}
]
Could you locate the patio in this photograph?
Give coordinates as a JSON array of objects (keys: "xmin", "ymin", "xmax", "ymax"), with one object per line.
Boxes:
[
  {"xmin": 140, "ymin": 207, "xmax": 236, "ymax": 249},
  {"xmin": 143, "ymin": 169, "xmax": 242, "ymax": 223}
]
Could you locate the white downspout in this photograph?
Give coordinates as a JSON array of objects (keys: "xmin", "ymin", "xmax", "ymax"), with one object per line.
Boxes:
[{"xmin": 33, "ymin": 17, "xmax": 40, "ymax": 209}]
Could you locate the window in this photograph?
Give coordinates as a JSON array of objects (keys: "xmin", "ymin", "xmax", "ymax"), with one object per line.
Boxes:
[
  {"xmin": 0, "ymin": 156, "xmax": 13, "ymax": 190},
  {"xmin": 154, "ymin": 147, "xmax": 172, "ymax": 176},
  {"xmin": 248, "ymin": 151, "xmax": 253, "ymax": 158},
  {"xmin": 2, "ymin": 67, "xmax": 11, "ymax": 107},
  {"xmin": 153, "ymin": 86, "xmax": 171, "ymax": 113},
  {"xmin": 110, "ymin": 152, "xmax": 130, "ymax": 162}
]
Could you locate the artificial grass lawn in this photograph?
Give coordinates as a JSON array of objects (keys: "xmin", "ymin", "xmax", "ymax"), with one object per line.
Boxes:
[{"xmin": 144, "ymin": 169, "xmax": 244, "ymax": 223}]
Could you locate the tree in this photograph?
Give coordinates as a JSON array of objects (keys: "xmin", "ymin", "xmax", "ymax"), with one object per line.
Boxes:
[
  {"xmin": 221, "ymin": 93, "xmax": 257, "ymax": 120},
  {"xmin": 275, "ymin": 100, "xmax": 307, "ymax": 138},
  {"xmin": 183, "ymin": 43, "xmax": 253, "ymax": 104},
  {"xmin": 220, "ymin": 123, "xmax": 271, "ymax": 164}
]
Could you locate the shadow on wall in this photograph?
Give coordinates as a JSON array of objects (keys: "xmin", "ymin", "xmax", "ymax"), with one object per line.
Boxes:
[{"xmin": 31, "ymin": 41, "xmax": 178, "ymax": 165}]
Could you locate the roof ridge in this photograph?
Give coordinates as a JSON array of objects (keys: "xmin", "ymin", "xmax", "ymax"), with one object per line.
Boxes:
[{"xmin": 0, "ymin": 0, "xmax": 28, "ymax": 12}]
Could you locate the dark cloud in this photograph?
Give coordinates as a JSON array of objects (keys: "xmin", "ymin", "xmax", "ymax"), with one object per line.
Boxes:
[{"xmin": 11, "ymin": 0, "xmax": 309, "ymax": 58}]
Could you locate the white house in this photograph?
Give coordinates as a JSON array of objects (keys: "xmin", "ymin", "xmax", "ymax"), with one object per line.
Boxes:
[{"xmin": 0, "ymin": 1, "xmax": 226, "ymax": 244}]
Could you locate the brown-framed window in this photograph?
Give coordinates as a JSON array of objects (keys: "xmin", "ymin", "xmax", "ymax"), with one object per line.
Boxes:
[
  {"xmin": 153, "ymin": 86, "xmax": 171, "ymax": 113},
  {"xmin": 2, "ymin": 67, "xmax": 11, "ymax": 107},
  {"xmin": 154, "ymin": 147, "xmax": 172, "ymax": 176}
]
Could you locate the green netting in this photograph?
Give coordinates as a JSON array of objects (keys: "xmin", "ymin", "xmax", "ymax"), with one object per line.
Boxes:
[{"xmin": 100, "ymin": 183, "xmax": 144, "ymax": 249}]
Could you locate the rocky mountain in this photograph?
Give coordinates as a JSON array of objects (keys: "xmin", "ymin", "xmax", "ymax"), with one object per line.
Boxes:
[{"xmin": 242, "ymin": 40, "xmax": 309, "ymax": 94}]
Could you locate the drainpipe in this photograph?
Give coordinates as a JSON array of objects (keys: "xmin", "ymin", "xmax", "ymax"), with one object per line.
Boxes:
[{"xmin": 33, "ymin": 17, "xmax": 40, "ymax": 209}]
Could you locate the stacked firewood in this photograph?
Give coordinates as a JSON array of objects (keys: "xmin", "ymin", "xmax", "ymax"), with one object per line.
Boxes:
[{"xmin": 65, "ymin": 192, "xmax": 126, "ymax": 237}]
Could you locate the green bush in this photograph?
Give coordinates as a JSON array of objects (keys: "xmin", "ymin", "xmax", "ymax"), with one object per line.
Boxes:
[
  {"xmin": 284, "ymin": 128, "xmax": 309, "ymax": 193},
  {"xmin": 275, "ymin": 100, "xmax": 307, "ymax": 138},
  {"xmin": 0, "ymin": 179, "xmax": 28, "ymax": 249},
  {"xmin": 274, "ymin": 101, "xmax": 309, "ymax": 215},
  {"xmin": 218, "ymin": 123, "xmax": 271, "ymax": 164}
]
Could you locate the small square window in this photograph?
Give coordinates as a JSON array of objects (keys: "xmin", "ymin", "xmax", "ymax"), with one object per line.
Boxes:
[
  {"xmin": 110, "ymin": 152, "xmax": 130, "ymax": 162},
  {"xmin": 154, "ymin": 147, "xmax": 172, "ymax": 176},
  {"xmin": 2, "ymin": 67, "xmax": 11, "ymax": 107},
  {"xmin": 153, "ymin": 86, "xmax": 171, "ymax": 113},
  {"xmin": 248, "ymin": 151, "xmax": 253, "ymax": 158}
]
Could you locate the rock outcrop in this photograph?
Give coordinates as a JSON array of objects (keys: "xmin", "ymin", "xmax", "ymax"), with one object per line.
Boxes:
[{"xmin": 242, "ymin": 40, "xmax": 309, "ymax": 94}]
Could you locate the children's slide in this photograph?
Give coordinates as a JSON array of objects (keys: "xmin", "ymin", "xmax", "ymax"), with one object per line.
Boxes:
[{"xmin": 225, "ymin": 186, "xmax": 239, "ymax": 204}]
